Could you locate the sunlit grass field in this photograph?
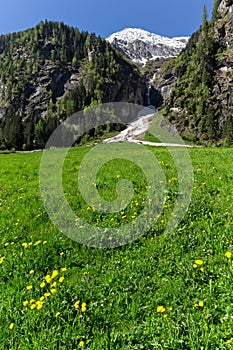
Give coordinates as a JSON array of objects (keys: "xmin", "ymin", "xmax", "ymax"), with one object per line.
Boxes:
[{"xmin": 0, "ymin": 146, "xmax": 233, "ymax": 349}]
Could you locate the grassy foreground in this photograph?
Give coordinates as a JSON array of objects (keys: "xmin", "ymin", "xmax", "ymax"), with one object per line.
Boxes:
[{"xmin": 0, "ymin": 146, "xmax": 233, "ymax": 349}]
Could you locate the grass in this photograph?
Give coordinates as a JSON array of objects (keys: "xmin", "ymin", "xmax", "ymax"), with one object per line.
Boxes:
[{"xmin": 0, "ymin": 146, "xmax": 233, "ymax": 349}]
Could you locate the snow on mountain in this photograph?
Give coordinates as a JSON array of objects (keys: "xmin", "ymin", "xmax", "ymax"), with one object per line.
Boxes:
[{"xmin": 107, "ymin": 28, "xmax": 190, "ymax": 65}]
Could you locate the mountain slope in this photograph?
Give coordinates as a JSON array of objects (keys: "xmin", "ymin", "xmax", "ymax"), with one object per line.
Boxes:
[
  {"xmin": 0, "ymin": 21, "xmax": 147, "ymax": 150},
  {"xmin": 157, "ymin": 0, "xmax": 233, "ymax": 145},
  {"xmin": 107, "ymin": 28, "xmax": 189, "ymax": 64}
]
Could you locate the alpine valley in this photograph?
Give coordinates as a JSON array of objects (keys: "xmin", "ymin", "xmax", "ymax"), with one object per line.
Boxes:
[{"xmin": 0, "ymin": 0, "xmax": 232, "ymax": 150}]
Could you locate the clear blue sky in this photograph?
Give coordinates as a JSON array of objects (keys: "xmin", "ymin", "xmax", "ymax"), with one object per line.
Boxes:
[{"xmin": 0, "ymin": 0, "xmax": 214, "ymax": 38}]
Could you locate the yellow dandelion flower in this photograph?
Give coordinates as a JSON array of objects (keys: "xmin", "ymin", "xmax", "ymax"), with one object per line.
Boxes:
[
  {"xmin": 163, "ymin": 314, "xmax": 168, "ymax": 318},
  {"xmin": 26, "ymin": 285, "xmax": 33, "ymax": 290},
  {"xmin": 60, "ymin": 252, "xmax": 64, "ymax": 256},
  {"xmin": 157, "ymin": 306, "xmax": 166, "ymax": 313},
  {"xmin": 34, "ymin": 240, "xmax": 42, "ymax": 246},
  {"xmin": 74, "ymin": 301, "xmax": 80, "ymax": 309},
  {"xmin": 199, "ymin": 301, "xmax": 204, "ymax": 307},
  {"xmin": 195, "ymin": 260, "xmax": 203, "ymax": 265},
  {"xmin": 40, "ymin": 296, "xmax": 45, "ymax": 301},
  {"xmin": 4, "ymin": 243, "xmax": 9, "ymax": 247},
  {"xmin": 193, "ymin": 264, "xmax": 198, "ymax": 268},
  {"xmin": 59, "ymin": 276, "xmax": 64, "ymax": 283},
  {"xmin": 168, "ymin": 307, "xmax": 173, "ymax": 311},
  {"xmin": 51, "ymin": 270, "xmax": 59, "ymax": 279},
  {"xmin": 29, "ymin": 242, "xmax": 33, "ymax": 246},
  {"xmin": 81, "ymin": 303, "xmax": 87, "ymax": 312},
  {"xmin": 29, "ymin": 299, "xmax": 35, "ymax": 304},
  {"xmin": 225, "ymin": 252, "xmax": 232, "ymax": 259},
  {"xmin": 83, "ymin": 272, "xmax": 88, "ymax": 275},
  {"xmin": 200, "ymin": 267, "xmax": 205, "ymax": 272},
  {"xmin": 55, "ymin": 312, "xmax": 61, "ymax": 317},
  {"xmin": 61, "ymin": 267, "xmax": 67, "ymax": 272},
  {"xmin": 23, "ymin": 300, "xmax": 29, "ymax": 307},
  {"xmin": 22, "ymin": 242, "xmax": 28, "ymax": 248},
  {"xmin": 51, "ymin": 281, "xmax": 57, "ymax": 288},
  {"xmin": 30, "ymin": 304, "xmax": 36, "ymax": 310},
  {"xmin": 29, "ymin": 270, "xmax": 34, "ymax": 275},
  {"xmin": 36, "ymin": 301, "xmax": 43, "ymax": 310},
  {"xmin": 40, "ymin": 282, "xmax": 46, "ymax": 288},
  {"xmin": 43, "ymin": 241, "xmax": 47, "ymax": 245},
  {"xmin": 79, "ymin": 340, "xmax": 85, "ymax": 347},
  {"xmin": 50, "ymin": 288, "xmax": 57, "ymax": 294},
  {"xmin": 0, "ymin": 256, "xmax": 5, "ymax": 264},
  {"xmin": 45, "ymin": 275, "xmax": 52, "ymax": 283},
  {"xmin": 9, "ymin": 323, "xmax": 14, "ymax": 330},
  {"xmin": 44, "ymin": 292, "xmax": 51, "ymax": 297},
  {"xmin": 194, "ymin": 303, "xmax": 199, "ymax": 308},
  {"xmin": 20, "ymin": 252, "xmax": 23, "ymax": 257},
  {"xmin": 226, "ymin": 339, "xmax": 232, "ymax": 344}
]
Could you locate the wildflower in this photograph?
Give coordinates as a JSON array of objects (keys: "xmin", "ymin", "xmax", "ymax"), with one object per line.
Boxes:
[
  {"xmin": 194, "ymin": 303, "xmax": 199, "ymax": 308},
  {"xmin": 168, "ymin": 307, "xmax": 173, "ymax": 311},
  {"xmin": 9, "ymin": 323, "xmax": 14, "ymax": 330},
  {"xmin": 51, "ymin": 270, "xmax": 59, "ymax": 279},
  {"xmin": 200, "ymin": 267, "xmax": 205, "ymax": 272},
  {"xmin": 163, "ymin": 314, "xmax": 168, "ymax": 318},
  {"xmin": 74, "ymin": 301, "xmax": 80, "ymax": 309},
  {"xmin": 81, "ymin": 303, "xmax": 87, "ymax": 312},
  {"xmin": 4, "ymin": 243, "xmax": 9, "ymax": 247},
  {"xmin": 226, "ymin": 340, "xmax": 232, "ymax": 344},
  {"xmin": 50, "ymin": 288, "xmax": 57, "ymax": 294},
  {"xmin": 195, "ymin": 260, "xmax": 203, "ymax": 265},
  {"xmin": 30, "ymin": 304, "xmax": 36, "ymax": 310},
  {"xmin": 83, "ymin": 272, "xmax": 88, "ymax": 275},
  {"xmin": 60, "ymin": 252, "xmax": 64, "ymax": 256},
  {"xmin": 199, "ymin": 301, "xmax": 204, "ymax": 307},
  {"xmin": 44, "ymin": 292, "xmax": 51, "ymax": 297},
  {"xmin": 20, "ymin": 252, "xmax": 23, "ymax": 257},
  {"xmin": 61, "ymin": 267, "xmax": 67, "ymax": 272},
  {"xmin": 225, "ymin": 252, "xmax": 232, "ymax": 259},
  {"xmin": 51, "ymin": 281, "xmax": 57, "ymax": 288},
  {"xmin": 55, "ymin": 312, "xmax": 61, "ymax": 317},
  {"xmin": 26, "ymin": 285, "xmax": 33, "ymax": 290},
  {"xmin": 34, "ymin": 240, "xmax": 42, "ymax": 246},
  {"xmin": 40, "ymin": 296, "xmax": 45, "ymax": 301},
  {"xmin": 43, "ymin": 241, "xmax": 47, "ymax": 245},
  {"xmin": 22, "ymin": 243, "xmax": 28, "ymax": 248},
  {"xmin": 10, "ymin": 242, "xmax": 15, "ymax": 245},
  {"xmin": 157, "ymin": 306, "xmax": 166, "ymax": 313},
  {"xmin": 40, "ymin": 282, "xmax": 46, "ymax": 288},
  {"xmin": 23, "ymin": 300, "xmax": 29, "ymax": 307},
  {"xmin": 79, "ymin": 341, "xmax": 85, "ymax": 347},
  {"xmin": 36, "ymin": 301, "xmax": 43, "ymax": 310},
  {"xmin": 193, "ymin": 264, "xmax": 198, "ymax": 268},
  {"xmin": 29, "ymin": 299, "xmax": 35, "ymax": 304},
  {"xmin": 59, "ymin": 276, "xmax": 64, "ymax": 283},
  {"xmin": 45, "ymin": 275, "xmax": 52, "ymax": 283},
  {"xmin": 29, "ymin": 270, "xmax": 34, "ymax": 275},
  {"xmin": 0, "ymin": 256, "xmax": 5, "ymax": 264}
]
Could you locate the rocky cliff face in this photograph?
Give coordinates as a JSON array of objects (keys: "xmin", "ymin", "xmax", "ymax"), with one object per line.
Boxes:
[
  {"xmin": 154, "ymin": 0, "xmax": 233, "ymax": 144},
  {"xmin": 0, "ymin": 22, "xmax": 147, "ymax": 150}
]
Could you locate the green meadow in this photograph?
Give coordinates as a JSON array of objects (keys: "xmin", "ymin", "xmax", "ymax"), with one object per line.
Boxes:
[{"xmin": 0, "ymin": 146, "xmax": 233, "ymax": 349}]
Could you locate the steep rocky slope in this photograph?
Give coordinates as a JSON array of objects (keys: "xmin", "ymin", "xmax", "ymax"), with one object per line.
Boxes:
[
  {"xmin": 153, "ymin": 0, "xmax": 233, "ymax": 144},
  {"xmin": 0, "ymin": 21, "xmax": 147, "ymax": 150}
]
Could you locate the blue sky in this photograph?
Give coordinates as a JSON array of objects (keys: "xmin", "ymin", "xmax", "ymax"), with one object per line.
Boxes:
[{"xmin": 1, "ymin": 0, "xmax": 214, "ymax": 38}]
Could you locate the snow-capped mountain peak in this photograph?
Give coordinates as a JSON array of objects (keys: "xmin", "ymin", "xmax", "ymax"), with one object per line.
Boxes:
[{"xmin": 107, "ymin": 28, "xmax": 189, "ymax": 64}]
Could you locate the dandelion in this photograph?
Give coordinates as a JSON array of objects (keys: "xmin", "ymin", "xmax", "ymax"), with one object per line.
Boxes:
[
  {"xmin": 225, "ymin": 252, "xmax": 232, "ymax": 259},
  {"xmin": 193, "ymin": 264, "xmax": 198, "ymax": 268},
  {"xmin": 226, "ymin": 340, "xmax": 232, "ymax": 344},
  {"xmin": 51, "ymin": 281, "xmax": 57, "ymax": 288},
  {"xmin": 200, "ymin": 267, "xmax": 205, "ymax": 272},
  {"xmin": 157, "ymin": 306, "xmax": 166, "ymax": 313},
  {"xmin": 34, "ymin": 240, "xmax": 42, "ymax": 246},
  {"xmin": 4, "ymin": 243, "xmax": 9, "ymax": 247},
  {"xmin": 45, "ymin": 275, "xmax": 52, "ymax": 283},
  {"xmin": 61, "ymin": 267, "xmax": 67, "ymax": 272},
  {"xmin": 195, "ymin": 260, "xmax": 203, "ymax": 265},
  {"xmin": 36, "ymin": 301, "xmax": 43, "ymax": 310},
  {"xmin": 30, "ymin": 304, "xmax": 36, "ymax": 310},
  {"xmin": 79, "ymin": 341, "xmax": 85, "ymax": 347},
  {"xmin": 22, "ymin": 243, "xmax": 28, "ymax": 248},
  {"xmin": 29, "ymin": 299, "xmax": 35, "ymax": 304},
  {"xmin": 163, "ymin": 314, "xmax": 168, "ymax": 318},
  {"xmin": 43, "ymin": 241, "xmax": 47, "ymax": 245},
  {"xmin": 60, "ymin": 252, "xmax": 64, "ymax": 256},
  {"xmin": 50, "ymin": 288, "xmax": 57, "ymax": 294},
  {"xmin": 81, "ymin": 303, "xmax": 87, "ymax": 312},
  {"xmin": 55, "ymin": 312, "xmax": 61, "ymax": 317},
  {"xmin": 44, "ymin": 292, "xmax": 51, "ymax": 297},
  {"xmin": 74, "ymin": 301, "xmax": 80, "ymax": 309},
  {"xmin": 40, "ymin": 296, "xmax": 45, "ymax": 301},
  {"xmin": 0, "ymin": 256, "xmax": 5, "ymax": 264},
  {"xmin": 29, "ymin": 270, "xmax": 34, "ymax": 275},
  {"xmin": 51, "ymin": 270, "xmax": 59, "ymax": 279},
  {"xmin": 168, "ymin": 307, "xmax": 173, "ymax": 311},
  {"xmin": 26, "ymin": 285, "xmax": 33, "ymax": 290},
  {"xmin": 83, "ymin": 272, "xmax": 88, "ymax": 275},
  {"xmin": 59, "ymin": 276, "xmax": 64, "ymax": 283},
  {"xmin": 23, "ymin": 300, "xmax": 29, "ymax": 307},
  {"xmin": 20, "ymin": 252, "xmax": 23, "ymax": 257},
  {"xmin": 199, "ymin": 301, "xmax": 204, "ymax": 307},
  {"xmin": 40, "ymin": 282, "xmax": 46, "ymax": 288},
  {"xmin": 9, "ymin": 323, "xmax": 14, "ymax": 330}
]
